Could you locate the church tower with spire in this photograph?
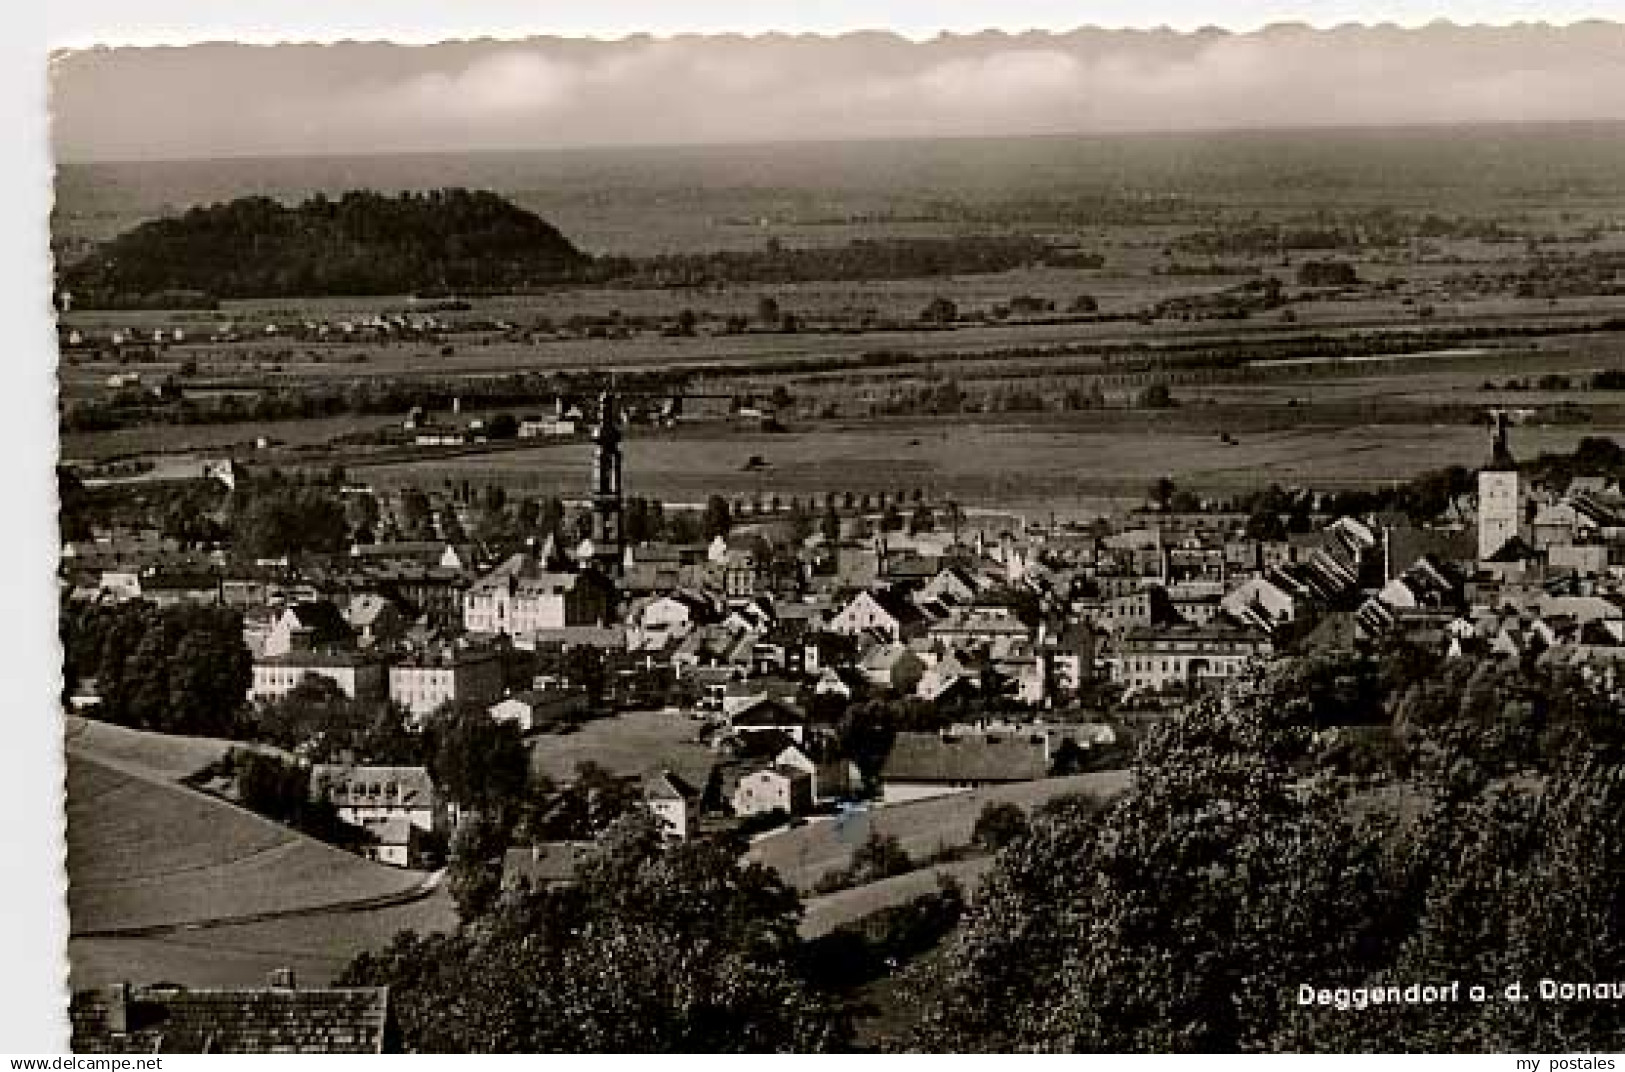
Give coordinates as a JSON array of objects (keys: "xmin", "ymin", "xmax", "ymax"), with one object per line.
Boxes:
[
  {"xmin": 1477, "ymin": 410, "xmax": 1521, "ymax": 562},
  {"xmin": 590, "ymin": 390, "xmax": 624, "ymax": 576}
]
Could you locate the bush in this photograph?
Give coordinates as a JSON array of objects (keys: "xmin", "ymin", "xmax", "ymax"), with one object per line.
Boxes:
[{"xmin": 972, "ymin": 801, "xmax": 1030, "ymax": 851}]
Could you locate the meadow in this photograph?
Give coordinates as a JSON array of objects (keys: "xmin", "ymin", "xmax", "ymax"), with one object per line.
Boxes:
[
  {"xmin": 65, "ymin": 719, "xmax": 438, "ymax": 942},
  {"xmin": 747, "ymin": 769, "xmax": 1131, "ymax": 892},
  {"xmin": 355, "ymin": 414, "xmax": 1625, "ymax": 515},
  {"xmin": 528, "ymin": 709, "xmax": 717, "ymax": 789}
]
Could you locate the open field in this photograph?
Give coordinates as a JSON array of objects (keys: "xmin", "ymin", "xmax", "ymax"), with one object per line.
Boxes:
[
  {"xmin": 528, "ymin": 709, "xmax": 717, "ymax": 789},
  {"xmin": 67, "ymin": 754, "xmax": 432, "ymax": 935},
  {"xmin": 748, "ymin": 769, "xmax": 1131, "ymax": 891},
  {"xmin": 800, "ymin": 857, "xmax": 995, "ymax": 939},
  {"xmin": 58, "ymin": 293, "xmax": 1625, "ymax": 399},
  {"xmin": 65, "ymin": 716, "xmax": 256, "ymax": 781},
  {"xmin": 65, "ymin": 718, "xmax": 436, "ymax": 940},
  {"xmin": 69, "ymin": 888, "xmax": 456, "ymax": 989}
]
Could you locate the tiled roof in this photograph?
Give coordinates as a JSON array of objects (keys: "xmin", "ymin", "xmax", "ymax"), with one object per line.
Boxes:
[
  {"xmin": 311, "ymin": 764, "xmax": 435, "ymax": 808},
  {"xmin": 502, "ymin": 841, "xmax": 594, "ymax": 888},
  {"xmin": 70, "ymin": 983, "xmax": 390, "ymax": 1054}
]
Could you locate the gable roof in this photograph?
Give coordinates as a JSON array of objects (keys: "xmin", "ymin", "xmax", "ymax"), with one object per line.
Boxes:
[
  {"xmin": 731, "ymin": 695, "xmax": 806, "ymax": 726},
  {"xmin": 502, "ymin": 841, "xmax": 594, "ymax": 889},
  {"xmin": 643, "ymin": 768, "xmax": 701, "ymax": 802},
  {"xmin": 70, "ymin": 983, "xmax": 390, "ymax": 1054},
  {"xmin": 282, "ymin": 600, "xmax": 353, "ymax": 643},
  {"xmin": 1486, "ymin": 534, "xmax": 1538, "ymax": 563}
]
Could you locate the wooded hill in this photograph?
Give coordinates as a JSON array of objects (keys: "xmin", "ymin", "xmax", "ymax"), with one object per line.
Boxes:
[
  {"xmin": 59, "ymin": 187, "xmax": 1097, "ymax": 306},
  {"xmin": 60, "ymin": 188, "xmax": 591, "ymax": 305}
]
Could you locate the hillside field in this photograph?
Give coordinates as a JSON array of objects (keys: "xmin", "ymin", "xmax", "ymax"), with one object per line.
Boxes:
[{"xmin": 748, "ymin": 769, "xmax": 1131, "ymax": 892}]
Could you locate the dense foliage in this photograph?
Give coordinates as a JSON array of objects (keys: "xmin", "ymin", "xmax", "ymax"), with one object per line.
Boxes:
[
  {"xmin": 62, "ymin": 189, "xmax": 589, "ymax": 303},
  {"xmin": 340, "ymin": 813, "xmax": 847, "ymax": 1052},
  {"xmin": 59, "ymin": 187, "xmax": 1101, "ymax": 306},
  {"xmin": 60, "ymin": 601, "xmax": 250, "ymax": 737},
  {"xmin": 904, "ymin": 650, "xmax": 1625, "ymax": 1052}
]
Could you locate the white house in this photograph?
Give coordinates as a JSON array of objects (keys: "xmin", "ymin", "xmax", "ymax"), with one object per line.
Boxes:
[
  {"xmin": 731, "ymin": 765, "xmax": 813, "ymax": 818},
  {"xmin": 309, "ymin": 764, "xmax": 446, "ymax": 868}
]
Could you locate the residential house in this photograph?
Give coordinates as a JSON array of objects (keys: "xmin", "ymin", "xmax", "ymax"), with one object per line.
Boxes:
[
  {"xmin": 309, "ymin": 768, "xmax": 435, "ymax": 868},
  {"xmin": 858, "ymin": 640, "xmax": 927, "ymax": 694},
  {"xmin": 345, "ymin": 591, "xmax": 409, "ymax": 649},
  {"xmin": 730, "ymin": 695, "xmax": 809, "ymax": 744},
  {"xmin": 829, "ymin": 588, "xmax": 928, "ymax": 641},
  {"xmin": 1107, "ymin": 622, "xmax": 1271, "ymax": 695},
  {"xmin": 463, "ymin": 553, "xmax": 614, "ymax": 635},
  {"xmin": 488, "ymin": 689, "xmax": 587, "ymax": 733},
  {"xmin": 501, "ymin": 841, "xmax": 593, "ymax": 891},
  {"xmin": 731, "ymin": 765, "xmax": 814, "ymax": 818},
  {"xmin": 643, "ymin": 769, "xmax": 702, "ymax": 840}
]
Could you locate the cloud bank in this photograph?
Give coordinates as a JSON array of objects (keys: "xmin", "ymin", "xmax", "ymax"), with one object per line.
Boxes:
[{"xmin": 50, "ymin": 23, "xmax": 1625, "ymax": 161}]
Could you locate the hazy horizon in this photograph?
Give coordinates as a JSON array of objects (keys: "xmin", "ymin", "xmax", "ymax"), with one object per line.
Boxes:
[
  {"xmin": 50, "ymin": 22, "xmax": 1625, "ymax": 163},
  {"xmin": 48, "ymin": 116, "xmax": 1625, "ymax": 168}
]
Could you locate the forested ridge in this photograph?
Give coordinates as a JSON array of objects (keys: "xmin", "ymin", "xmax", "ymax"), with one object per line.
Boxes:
[
  {"xmin": 57, "ymin": 188, "xmax": 1094, "ymax": 305},
  {"xmin": 60, "ymin": 189, "xmax": 591, "ymax": 304}
]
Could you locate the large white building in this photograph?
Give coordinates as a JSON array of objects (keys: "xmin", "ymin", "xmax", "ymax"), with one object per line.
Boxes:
[
  {"xmin": 249, "ymin": 651, "xmax": 385, "ymax": 704},
  {"xmin": 463, "ymin": 552, "xmax": 613, "ymax": 635},
  {"xmin": 388, "ymin": 647, "xmax": 506, "ymax": 721}
]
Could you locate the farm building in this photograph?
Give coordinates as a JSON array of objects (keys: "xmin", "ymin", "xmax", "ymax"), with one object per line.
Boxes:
[{"xmin": 879, "ymin": 730, "xmax": 1050, "ymax": 803}]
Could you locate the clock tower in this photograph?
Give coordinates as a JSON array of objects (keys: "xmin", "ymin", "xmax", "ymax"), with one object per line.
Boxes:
[
  {"xmin": 1477, "ymin": 411, "xmax": 1521, "ymax": 562},
  {"xmin": 590, "ymin": 390, "xmax": 624, "ymax": 576}
]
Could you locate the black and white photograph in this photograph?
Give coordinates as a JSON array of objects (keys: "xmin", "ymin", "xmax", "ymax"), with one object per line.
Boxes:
[{"xmin": 25, "ymin": 4, "xmax": 1625, "ymax": 1053}]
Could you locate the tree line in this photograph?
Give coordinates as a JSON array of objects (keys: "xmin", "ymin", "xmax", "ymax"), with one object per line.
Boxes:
[{"xmin": 59, "ymin": 188, "xmax": 1103, "ymax": 307}]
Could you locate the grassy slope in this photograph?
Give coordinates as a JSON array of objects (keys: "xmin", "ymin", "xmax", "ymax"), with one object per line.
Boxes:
[
  {"xmin": 799, "ymin": 857, "xmax": 995, "ymax": 939},
  {"xmin": 69, "ymin": 888, "xmax": 456, "ymax": 989},
  {"xmin": 750, "ymin": 769, "xmax": 1131, "ymax": 892},
  {"xmin": 65, "ymin": 719, "xmax": 431, "ymax": 935}
]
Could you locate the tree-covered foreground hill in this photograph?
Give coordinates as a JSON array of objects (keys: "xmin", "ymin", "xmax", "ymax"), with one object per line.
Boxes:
[
  {"xmin": 332, "ymin": 643, "xmax": 1625, "ymax": 1052},
  {"xmin": 60, "ymin": 188, "xmax": 590, "ymax": 304},
  {"xmin": 907, "ymin": 650, "xmax": 1625, "ymax": 1053}
]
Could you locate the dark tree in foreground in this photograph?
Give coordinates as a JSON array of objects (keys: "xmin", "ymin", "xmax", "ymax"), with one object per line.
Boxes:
[
  {"xmin": 971, "ymin": 801, "xmax": 1029, "ymax": 851},
  {"xmin": 906, "ymin": 653, "xmax": 1625, "ymax": 1053},
  {"xmin": 341, "ymin": 813, "xmax": 847, "ymax": 1052},
  {"xmin": 61, "ymin": 601, "xmax": 250, "ymax": 737}
]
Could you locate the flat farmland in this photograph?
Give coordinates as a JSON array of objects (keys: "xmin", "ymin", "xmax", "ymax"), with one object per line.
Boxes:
[
  {"xmin": 361, "ymin": 415, "xmax": 1625, "ymax": 512},
  {"xmin": 59, "ymin": 290, "xmax": 1625, "ymax": 389}
]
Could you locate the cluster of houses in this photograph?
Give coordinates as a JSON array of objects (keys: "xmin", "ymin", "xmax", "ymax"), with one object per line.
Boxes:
[{"xmin": 61, "ymin": 411, "xmax": 1625, "ymax": 870}]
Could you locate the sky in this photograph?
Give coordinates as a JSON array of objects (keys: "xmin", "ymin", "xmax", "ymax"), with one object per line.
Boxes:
[{"xmin": 49, "ymin": 19, "xmax": 1625, "ymax": 162}]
